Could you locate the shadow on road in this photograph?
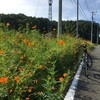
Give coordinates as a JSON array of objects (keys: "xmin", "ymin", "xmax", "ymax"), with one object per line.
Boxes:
[
  {"xmin": 92, "ymin": 57, "xmax": 100, "ymax": 60},
  {"xmin": 74, "ymin": 79, "xmax": 93, "ymax": 100},
  {"xmin": 74, "ymin": 46, "xmax": 100, "ymax": 100},
  {"xmin": 94, "ymin": 74, "xmax": 100, "ymax": 80}
]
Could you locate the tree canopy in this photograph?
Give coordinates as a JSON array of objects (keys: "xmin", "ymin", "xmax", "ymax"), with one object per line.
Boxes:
[{"xmin": 0, "ymin": 13, "xmax": 99, "ymax": 43}]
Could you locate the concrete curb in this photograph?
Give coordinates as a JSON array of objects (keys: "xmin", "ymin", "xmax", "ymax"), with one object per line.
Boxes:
[{"xmin": 64, "ymin": 62, "xmax": 83, "ymax": 100}]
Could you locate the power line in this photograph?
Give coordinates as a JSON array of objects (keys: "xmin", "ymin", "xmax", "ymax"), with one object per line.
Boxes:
[
  {"xmin": 79, "ymin": 3, "xmax": 89, "ymax": 20},
  {"xmin": 67, "ymin": 0, "xmax": 99, "ymax": 22},
  {"xmin": 70, "ymin": 0, "xmax": 76, "ymax": 9},
  {"xmin": 83, "ymin": 0, "xmax": 99, "ymax": 23},
  {"xmin": 73, "ymin": 0, "xmax": 88, "ymax": 20},
  {"xmin": 70, "ymin": 0, "xmax": 86, "ymax": 20},
  {"xmin": 93, "ymin": 0, "xmax": 97, "ymax": 11},
  {"xmin": 35, "ymin": 0, "xmax": 40, "ymax": 17},
  {"xmin": 90, "ymin": 0, "xmax": 95, "ymax": 11},
  {"xmin": 84, "ymin": 0, "xmax": 91, "ymax": 17}
]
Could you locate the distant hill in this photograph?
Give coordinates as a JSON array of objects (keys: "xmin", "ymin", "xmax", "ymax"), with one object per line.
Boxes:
[{"xmin": 0, "ymin": 13, "xmax": 99, "ymax": 43}]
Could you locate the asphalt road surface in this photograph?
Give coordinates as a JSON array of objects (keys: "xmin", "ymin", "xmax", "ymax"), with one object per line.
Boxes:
[{"xmin": 74, "ymin": 45, "xmax": 100, "ymax": 100}]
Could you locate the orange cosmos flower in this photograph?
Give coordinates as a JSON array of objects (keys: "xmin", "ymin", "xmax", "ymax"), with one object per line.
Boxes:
[
  {"xmin": 63, "ymin": 73, "xmax": 67, "ymax": 77},
  {"xmin": 39, "ymin": 65, "xmax": 42, "ymax": 69},
  {"xmin": 58, "ymin": 40, "xmax": 65, "ymax": 45},
  {"xmin": 0, "ymin": 50, "xmax": 6, "ymax": 54},
  {"xmin": 14, "ymin": 76, "xmax": 20, "ymax": 83},
  {"xmin": 9, "ymin": 89, "xmax": 13, "ymax": 93},
  {"xmin": 23, "ymin": 39, "xmax": 29, "ymax": 44},
  {"xmin": 30, "ymin": 60, "xmax": 33, "ymax": 63},
  {"xmin": 32, "ymin": 25, "xmax": 37, "ymax": 29},
  {"xmin": 28, "ymin": 42, "xmax": 33, "ymax": 47},
  {"xmin": 0, "ymin": 77, "xmax": 8, "ymax": 83},
  {"xmin": 59, "ymin": 77, "xmax": 64, "ymax": 82},
  {"xmin": 18, "ymin": 67, "xmax": 24, "ymax": 71},
  {"xmin": 28, "ymin": 88, "xmax": 32, "ymax": 93},
  {"xmin": 26, "ymin": 97, "xmax": 30, "ymax": 100}
]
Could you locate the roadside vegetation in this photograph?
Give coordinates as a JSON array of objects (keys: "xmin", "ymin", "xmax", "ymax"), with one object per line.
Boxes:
[
  {"xmin": 0, "ymin": 23, "xmax": 93, "ymax": 100},
  {"xmin": 0, "ymin": 13, "xmax": 99, "ymax": 43}
]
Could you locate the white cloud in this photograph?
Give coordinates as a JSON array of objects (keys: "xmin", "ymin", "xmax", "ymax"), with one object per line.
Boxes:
[
  {"xmin": 0, "ymin": 0, "xmax": 25, "ymax": 12},
  {"xmin": 0, "ymin": 0, "xmax": 100, "ymax": 22}
]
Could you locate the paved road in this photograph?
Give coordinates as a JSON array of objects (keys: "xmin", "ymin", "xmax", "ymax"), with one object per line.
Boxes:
[{"xmin": 74, "ymin": 45, "xmax": 100, "ymax": 100}]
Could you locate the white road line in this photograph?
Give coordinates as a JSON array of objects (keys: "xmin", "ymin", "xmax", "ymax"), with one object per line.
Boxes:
[{"xmin": 64, "ymin": 62, "xmax": 83, "ymax": 100}]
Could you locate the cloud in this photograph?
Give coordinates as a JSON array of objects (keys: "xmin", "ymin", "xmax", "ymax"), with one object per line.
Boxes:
[
  {"xmin": 0, "ymin": 0, "xmax": 25, "ymax": 13},
  {"xmin": 0, "ymin": 0, "xmax": 100, "ymax": 22},
  {"xmin": 34, "ymin": 0, "xmax": 48, "ymax": 18}
]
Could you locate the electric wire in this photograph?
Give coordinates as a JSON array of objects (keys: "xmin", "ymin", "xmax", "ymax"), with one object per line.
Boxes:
[
  {"xmin": 84, "ymin": 0, "xmax": 91, "ymax": 17},
  {"xmin": 64, "ymin": 0, "xmax": 99, "ymax": 23},
  {"xmin": 70, "ymin": 0, "xmax": 76, "ymax": 9},
  {"xmin": 73, "ymin": 0, "xmax": 88, "ymax": 20},
  {"xmin": 90, "ymin": 0, "xmax": 95, "ymax": 12},
  {"xmin": 93, "ymin": 0, "xmax": 97, "ymax": 12},
  {"xmin": 70, "ymin": 0, "xmax": 85, "ymax": 20},
  {"xmin": 79, "ymin": 3, "xmax": 89, "ymax": 20},
  {"xmin": 35, "ymin": 0, "xmax": 40, "ymax": 17},
  {"xmin": 93, "ymin": 0, "xmax": 100, "ymax": 23}
]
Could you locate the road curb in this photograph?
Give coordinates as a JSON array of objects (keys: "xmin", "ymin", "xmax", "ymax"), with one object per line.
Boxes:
[{"xmin": 64, "ymin": 62, "xmax": 83, "ymax": 100}]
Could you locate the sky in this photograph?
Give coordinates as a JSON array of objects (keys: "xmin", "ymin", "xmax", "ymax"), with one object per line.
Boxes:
[{"xmin": 0, "ymin": 0, "xmax": 100, "ymax": 23}]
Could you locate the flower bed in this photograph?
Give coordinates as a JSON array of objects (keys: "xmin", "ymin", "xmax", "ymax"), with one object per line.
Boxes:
[{"xmin": 0, "ymin": 29, "xmax": 92, "ymax": 100}]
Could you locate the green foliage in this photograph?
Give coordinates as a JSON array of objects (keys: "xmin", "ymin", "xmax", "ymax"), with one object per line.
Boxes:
[
  {"xmin": 0, "ymin": 13, "xmax": 99, "ymax": 43},
  {"xmin": 0, "ymin": 24, "xmax": 93, "ymax": 100},
  {"xmin": 0, "ymin": 13, "xmax": 49, "ymax": 34}
]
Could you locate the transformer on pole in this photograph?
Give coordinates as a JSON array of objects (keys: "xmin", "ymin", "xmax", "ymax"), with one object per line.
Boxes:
[{"xmin": 48, "ymin": 0, "xmax": 53, "ymax": 32}]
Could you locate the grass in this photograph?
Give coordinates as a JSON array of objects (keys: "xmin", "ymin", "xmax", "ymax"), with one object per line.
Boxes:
[{"xmin": 0, "ymin": 25, "xmax": 93, "ymax": 100}]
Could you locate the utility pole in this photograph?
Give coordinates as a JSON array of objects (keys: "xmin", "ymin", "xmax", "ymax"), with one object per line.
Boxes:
[
  {"xmin": 91, "ymin": 12, "xmax": 96, "ymax": 43},
  {"xmin": 97, "ymin": 24, "xmax": 99, "ymax": 44},
  {"xmin": 48, "ymin": 0, "xmax": 53, "ymax": 32},
  {"xmin": 76, "ymin": 0, "xmax": 79, "ymax": 37},
  {"xmin": 58, "ymin": 0, "xmax": 62, "ymax": 37}
]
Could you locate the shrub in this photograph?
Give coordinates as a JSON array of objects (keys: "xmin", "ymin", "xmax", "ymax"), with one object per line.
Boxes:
[{"xmin": 0, "ymin": 28, "xmax": 90, "ymax": 100}]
